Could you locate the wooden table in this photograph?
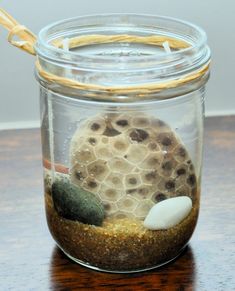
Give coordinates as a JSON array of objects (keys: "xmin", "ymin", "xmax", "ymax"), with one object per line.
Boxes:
[{"xmin": 1, "ymin": 116, "xmax": 235, "ymax": 291}]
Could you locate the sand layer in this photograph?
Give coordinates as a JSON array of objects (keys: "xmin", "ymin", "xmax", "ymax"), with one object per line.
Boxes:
[{"xmin": 45, "ymin": 193, "xmax": 199, "ymax": 271}]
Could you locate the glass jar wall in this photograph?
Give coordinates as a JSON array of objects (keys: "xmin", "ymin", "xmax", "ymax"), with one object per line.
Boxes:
[{"xmin": 36, "ymin": 14, "xmax": 210, "ymax": 272}]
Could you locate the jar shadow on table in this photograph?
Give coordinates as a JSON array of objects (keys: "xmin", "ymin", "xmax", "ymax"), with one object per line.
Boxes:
[{"xmin": 49, "ymin": 245, "xmax": 196, "ymax": 290}]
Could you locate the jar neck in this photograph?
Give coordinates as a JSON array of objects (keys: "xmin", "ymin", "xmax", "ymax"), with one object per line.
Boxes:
[{"xmin": 35, "ymin": 14, "xmax": 210, "ymax": 100}]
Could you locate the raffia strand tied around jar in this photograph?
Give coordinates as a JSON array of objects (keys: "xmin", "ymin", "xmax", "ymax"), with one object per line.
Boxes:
[{"xmin": 0, "ymin": 8, "xmax": 210, "ymax": 95}]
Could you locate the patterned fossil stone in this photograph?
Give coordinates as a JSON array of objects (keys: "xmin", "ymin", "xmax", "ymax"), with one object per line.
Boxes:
[{"xmin": 69, "ymin": 113, "xmax": 197, "ymax": 220}]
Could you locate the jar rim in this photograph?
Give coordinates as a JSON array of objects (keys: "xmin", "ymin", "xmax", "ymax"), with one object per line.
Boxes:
[
  {"xmin": 35, "ymin": 13, "xmax": 210, "ymax": 100},
  {"xmin": 36, "ymin": 13, "xmax": 210, "ymax": 71}
]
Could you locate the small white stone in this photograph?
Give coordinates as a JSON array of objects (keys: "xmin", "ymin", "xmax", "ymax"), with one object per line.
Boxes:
[{"xmin": 143, "ymin": 196, "xmax": 192, "ymax": 230}]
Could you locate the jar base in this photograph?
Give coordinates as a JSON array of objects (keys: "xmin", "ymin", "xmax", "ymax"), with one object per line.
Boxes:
[{"xmin": 58, "ymin": 244, "xmax": 188, "ymax": 274}]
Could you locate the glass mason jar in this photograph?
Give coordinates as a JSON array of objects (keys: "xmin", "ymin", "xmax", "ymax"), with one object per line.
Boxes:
[{"xmin": 35, "ymin": 14, "xmax": 210, "ymax": 273}]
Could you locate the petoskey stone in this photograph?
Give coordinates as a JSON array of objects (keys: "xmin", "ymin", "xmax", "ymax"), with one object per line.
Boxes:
[{"xmin": 69, "ymin": 113, "xmax": 197, "ymax": 220}]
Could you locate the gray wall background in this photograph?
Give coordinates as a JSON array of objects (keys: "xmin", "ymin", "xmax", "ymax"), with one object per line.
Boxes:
[{"xmin": 0, "ymin": 0, "xmax": 234, "ymax": 129}]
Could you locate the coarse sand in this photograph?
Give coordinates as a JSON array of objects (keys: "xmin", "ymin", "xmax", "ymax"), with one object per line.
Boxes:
[{"xmin": 45, "ymin": 193, "xmax": 199, "ymax": 271}]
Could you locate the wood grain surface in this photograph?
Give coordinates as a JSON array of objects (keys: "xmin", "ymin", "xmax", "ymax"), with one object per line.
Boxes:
[{"xmin": 0, "ymin": 116, "xmax": 235, "ymax": 291}]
